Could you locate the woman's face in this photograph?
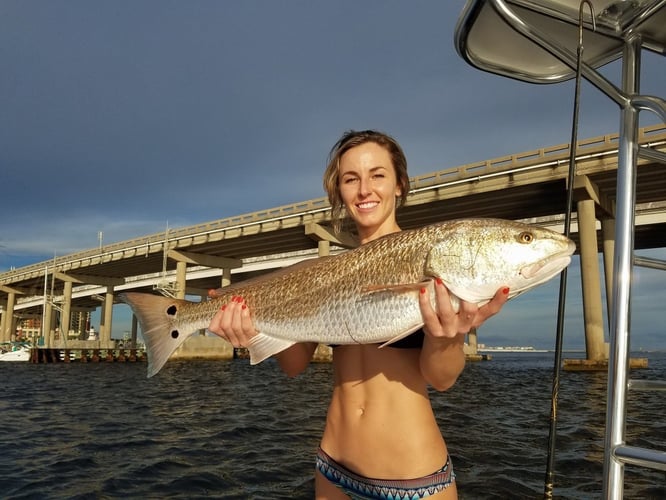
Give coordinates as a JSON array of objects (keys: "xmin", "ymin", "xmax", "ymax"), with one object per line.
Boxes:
[{"xmin": 338, "ymin": 142, "xmax": 402, "ymax": 243}]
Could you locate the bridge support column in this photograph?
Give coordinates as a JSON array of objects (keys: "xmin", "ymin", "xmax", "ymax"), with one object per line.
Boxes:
[
  {"xmin": 221, "ymin": 268, "xmax": 231, "ymax": 288},
  {"xmin": 100, "ymin": 286, "xmax": 114, "ymax": 346},
  {"xmin": 464, "ymin": 328, "xmax": 487, "ymax": 361},
  {"xmin": 43, "ymin": 299, "xmax": 53, "ymax": 347},
  {"xmin": 176, "ymin": 261, "xmax": 187, "ymax": 300},
  {"xmin": 318, "ymin": 240, "xmax": 330, "ymax": 257},
  {"xmin": 577, "ymin": 198, "xmax": 607, "ymax": 361},
  {"xmin": 0, "ymin": 293, "xmax": 16, "ymax": 342},
  {"xmin": 61, "ymin": 281, "xmax": 73, "ymax": 341},
  {"xmin": 468, "ymin": 328, "xmax": 479, "ymax": 354},
  {"xmin": 564, "ymin": 174, "xmax": 616, "ymax": 370},
  {"xmin": 601, "ymin": 217, "xmax": 615, "ymax": 326},
  {"xmin": 82, "ymin": 311, "xmax": 93, "ymax": 339},
  {"xmin": 219, "ymin": 268, "xmax": 233, "ymax": 300},
  {"xmin": 2, "ymin": 292, "xmax": 16, "ymax": 342},
  {"xmin": 0, "ymin": 302, "xmax": 6, "ymax": 343},
  {"xmin": 78, "ymin": 311, "xmax": 87, "ymax": 339}
]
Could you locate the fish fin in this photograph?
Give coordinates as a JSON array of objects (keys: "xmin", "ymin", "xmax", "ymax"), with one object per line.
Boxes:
[
  {"xmin": 361, "ymin": 281, "xmax": 428, "ymax": 295},
  {"xmin": 378, "ymin": 324, "xmax": 425, "ymax": 348},
  {"xmin": 443, "ymin": 281, "xmax": 495, "ymax": 307},
  {"xmin": 247, "ymin": 333, "xmax": 296, "ymax": 365},
  {"xmin": 119, "ymin": 293, "xmax": 195, "ymax": 378}
]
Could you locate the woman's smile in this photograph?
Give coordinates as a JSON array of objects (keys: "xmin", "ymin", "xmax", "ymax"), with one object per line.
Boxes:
[{"xmin": 338, "ymin": 142, "xmax": 401, "ymax": 242}]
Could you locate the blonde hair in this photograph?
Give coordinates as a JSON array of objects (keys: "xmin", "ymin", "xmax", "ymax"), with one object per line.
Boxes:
[{"xmin": 323, "ymin": 130, "xmax": 410, "ymax": 234}]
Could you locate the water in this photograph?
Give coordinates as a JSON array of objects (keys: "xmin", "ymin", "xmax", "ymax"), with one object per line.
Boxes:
[{"xmin": 1, "ymin": 352, "xmax": 664, "ymax": 499}]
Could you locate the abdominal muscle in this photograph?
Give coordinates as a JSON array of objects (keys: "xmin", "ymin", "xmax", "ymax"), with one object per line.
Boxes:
[{"xmin": 319, "ymin": 343, "xmax": 450, "ymax": 480}]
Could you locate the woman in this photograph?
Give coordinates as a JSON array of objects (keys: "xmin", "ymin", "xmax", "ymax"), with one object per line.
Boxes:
[{"xmin": 208, "ymin": 130, "xmax": 508, "ymax": 499}]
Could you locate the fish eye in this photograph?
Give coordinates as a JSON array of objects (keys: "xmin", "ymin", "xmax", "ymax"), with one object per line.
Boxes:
[{"xmin": 518, "ymin": 231, "xmax": 534, "ymax": 244}]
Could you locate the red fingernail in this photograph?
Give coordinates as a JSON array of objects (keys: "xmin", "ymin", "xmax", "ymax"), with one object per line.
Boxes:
[
  {"xmin": 420, "ymin": 288, "xmax": 426, "ymax": 294},
  {"xmin": 242, "ymin": 304, "xmax": 247, "ymax": 310},
  {"xmin": 435, "ymin": 278, "xmax": 442, "ymax": 286},
  {"xmin": 502, "ymin": 287, "xmax": 510, "ymax": 295},
  {"xmin": 220, "ymin": 305, "xmax": 226, "ymax": 311}
]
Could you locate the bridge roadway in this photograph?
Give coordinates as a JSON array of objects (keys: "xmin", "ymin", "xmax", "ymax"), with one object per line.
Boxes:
[{"xmin": 1, "ymin": 124, "xmax": 666, "ymax": 344}]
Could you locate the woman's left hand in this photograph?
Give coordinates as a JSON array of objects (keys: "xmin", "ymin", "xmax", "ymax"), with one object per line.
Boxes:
[{"xmin": 419, "ymin": 278, "xmax": 509, "ymax": 339}]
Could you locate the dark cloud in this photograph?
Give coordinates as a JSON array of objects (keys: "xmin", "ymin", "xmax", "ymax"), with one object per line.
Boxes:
[{"xmin": 1, "ymin": 1, "xmax": 664, "ymax": 347}]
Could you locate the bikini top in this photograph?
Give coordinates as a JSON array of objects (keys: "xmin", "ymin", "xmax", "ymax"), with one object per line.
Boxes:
[
  {"xmin": 330, "ymin": 328, "xmax": 425, "ymax": 350},
  {"xmin": 387, "ymin": 328, "xmax": 425, "ymax": 349}
]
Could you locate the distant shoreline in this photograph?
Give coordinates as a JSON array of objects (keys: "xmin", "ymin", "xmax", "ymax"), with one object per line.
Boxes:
[
  {"xmin": 478, "ymin": 346, "xmax": 549, "ymax": 353},
  {"xmin": 477, "ymin": 348, "xmax": 665, "ymax": 354}
]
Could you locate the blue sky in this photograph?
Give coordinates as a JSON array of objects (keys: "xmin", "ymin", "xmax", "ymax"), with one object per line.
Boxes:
[{"xmin": 1, "ymin": 1, "xmax": 664, "ymax": 349}]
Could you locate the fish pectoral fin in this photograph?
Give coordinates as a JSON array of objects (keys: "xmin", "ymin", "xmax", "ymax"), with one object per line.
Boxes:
[
  {"xmin": 247, "ymin": 333, "xmax": 296, "ymax": 365},
  {"xmin": 361, "ymin": 280, "xmax": 430, "ymax": 295},
  {"xmin": 444, "ymin": 281, "xmax": 496, "ymax": 305},
  {"xmin": 378, "ymin": 324, "xmax": 425, "ymax": 348}
]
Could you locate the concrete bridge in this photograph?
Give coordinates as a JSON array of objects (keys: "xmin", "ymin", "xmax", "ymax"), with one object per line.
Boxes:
[{"xmin": 1, "ymin": 124, "xmax": 665, "ymax": 361}]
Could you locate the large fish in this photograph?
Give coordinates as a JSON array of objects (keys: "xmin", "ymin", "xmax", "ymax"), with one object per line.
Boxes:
[{"xmin": 121, "ymin": 218, "xmax": 575, "ymax": 377}]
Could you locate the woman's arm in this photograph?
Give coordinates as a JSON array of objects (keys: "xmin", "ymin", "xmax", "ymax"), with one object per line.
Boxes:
[
  {"xmin": 275, "ymin": 343, "xmax": 318, "ymax": 377},
  {"xmin": 418, "ymin": 279, "xmax": 509, "ymax": 391},
  {"xmin": 208, "ymin": 296, "xmax": 316, "ymax": 377}
]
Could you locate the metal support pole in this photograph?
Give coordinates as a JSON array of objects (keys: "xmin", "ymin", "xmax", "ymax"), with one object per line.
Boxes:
[{"xmin": 602, "ymin": 35, "xmax": 642, "ymax": 500}]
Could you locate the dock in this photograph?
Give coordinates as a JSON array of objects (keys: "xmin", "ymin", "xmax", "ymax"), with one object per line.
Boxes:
[{"xmin": 30, "ymin": 347, "xmax": 146, "ymax": 364}]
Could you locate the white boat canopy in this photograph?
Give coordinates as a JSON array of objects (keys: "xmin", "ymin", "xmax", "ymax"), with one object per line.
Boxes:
[{"xmin": 455, "ymin": 0, "xmax": 666, "ymax": 83}]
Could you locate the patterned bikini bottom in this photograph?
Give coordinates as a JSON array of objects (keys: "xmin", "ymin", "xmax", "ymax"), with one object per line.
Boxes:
[{"xmin": 315, "ymin": 447, "xmax": 455, "ymax": 500}]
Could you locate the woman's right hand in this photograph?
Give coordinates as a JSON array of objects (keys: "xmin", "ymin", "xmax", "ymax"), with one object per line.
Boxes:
[{"xmin": 208, "ymin": 296, "xmax": 258, "ymax": 348}]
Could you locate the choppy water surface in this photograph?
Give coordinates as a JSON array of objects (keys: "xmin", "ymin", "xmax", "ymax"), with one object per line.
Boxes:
[{"xmin": 2, "ymin": 352, "xmax": 664, "ymax": 499}]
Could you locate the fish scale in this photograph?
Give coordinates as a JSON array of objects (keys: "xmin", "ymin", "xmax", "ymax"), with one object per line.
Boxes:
[{"xmin": 120, "ymin": 218, "xmax": 575, "ymax": 377}]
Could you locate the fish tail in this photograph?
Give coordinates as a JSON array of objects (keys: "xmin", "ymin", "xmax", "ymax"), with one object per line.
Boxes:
[{"xmin": 119, "ymin": 292, "xmax": 195, "ymax": 378}]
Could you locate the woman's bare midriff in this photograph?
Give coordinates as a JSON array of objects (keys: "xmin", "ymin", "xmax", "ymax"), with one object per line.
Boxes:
[{"xmin": 319, "ymin": 343, "xmax": 450, "ymax": 480}]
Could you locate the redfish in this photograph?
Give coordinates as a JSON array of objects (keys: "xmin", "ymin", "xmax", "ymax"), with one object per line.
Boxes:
[{"xmin": 121, "ymin": 218, "xmax": 575, "ymax": 377}]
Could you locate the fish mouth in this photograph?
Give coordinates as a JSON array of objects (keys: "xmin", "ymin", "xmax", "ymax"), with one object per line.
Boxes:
[{"xmin": 520, "ymin": 246, "xmax": 575, "ymax": 282}]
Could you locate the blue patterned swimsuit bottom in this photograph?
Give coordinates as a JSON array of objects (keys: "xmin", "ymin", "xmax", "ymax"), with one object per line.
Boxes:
[{"xmin": 315, "ymin": 447, "xmax": 455, "ymax": 500}]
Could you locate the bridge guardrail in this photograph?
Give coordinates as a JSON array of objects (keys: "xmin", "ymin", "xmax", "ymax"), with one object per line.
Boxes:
[{"xmin": 409, "ymin": 123, "xmax": 666, "ymax": 189}]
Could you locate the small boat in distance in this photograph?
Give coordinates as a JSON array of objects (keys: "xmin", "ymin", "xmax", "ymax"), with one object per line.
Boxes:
[{"xmin": 0, "ymin": 342, "xmax": 31, "ymax": 362}]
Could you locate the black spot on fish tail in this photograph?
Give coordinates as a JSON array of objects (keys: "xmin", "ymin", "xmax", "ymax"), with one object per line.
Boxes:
[{"xmin": 117, "ymin": 292, "xmax": 193, "ymax": 377}]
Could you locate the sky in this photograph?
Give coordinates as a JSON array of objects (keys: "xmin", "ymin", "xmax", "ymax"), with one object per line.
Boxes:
[{"xmin": 1, "ymin": 1, "xmax": 664, "ymax": 350}]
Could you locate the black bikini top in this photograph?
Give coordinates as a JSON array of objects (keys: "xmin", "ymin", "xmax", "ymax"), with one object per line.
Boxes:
[
  {"xmin": 330, "ymin": 329, "xmax": 425, "ymax": 350},
  {"xmin": 388, "ymin": 328, "xmax": 425, "ymax": 349}
]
